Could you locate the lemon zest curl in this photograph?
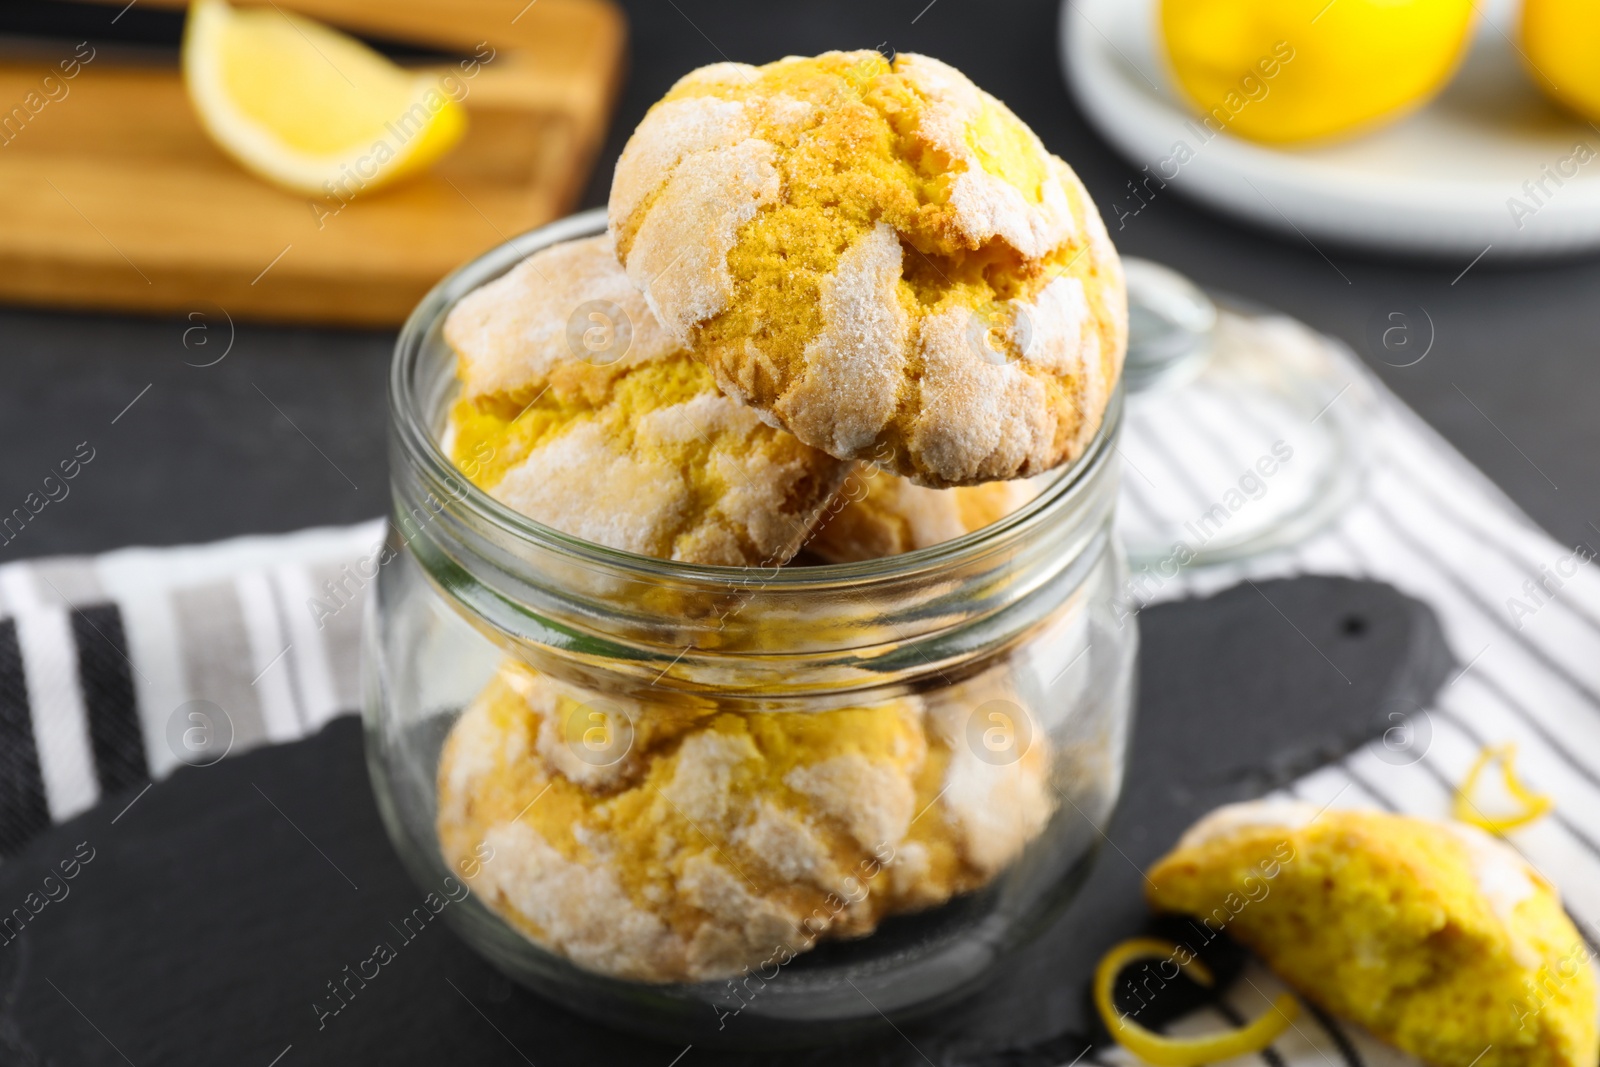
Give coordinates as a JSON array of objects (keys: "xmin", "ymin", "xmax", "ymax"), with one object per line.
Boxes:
[
  {"xmin": 1093, "ymin": 937, "xmax": 1299, "ymax": 1067},
  {"xmin": 1454, "ymin": 742, "xmax": 1553, "ymax": 834}
]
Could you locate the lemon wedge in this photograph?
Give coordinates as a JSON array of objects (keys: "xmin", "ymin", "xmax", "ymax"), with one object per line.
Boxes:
[{"xmin": 182, "ymin": 0, "xmax": 466, "ymax": 197}]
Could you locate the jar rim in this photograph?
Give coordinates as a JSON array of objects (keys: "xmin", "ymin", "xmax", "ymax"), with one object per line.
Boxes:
[{"xmin": 390, "ymin": 208, "xmax": 1123, "ymax": 593}]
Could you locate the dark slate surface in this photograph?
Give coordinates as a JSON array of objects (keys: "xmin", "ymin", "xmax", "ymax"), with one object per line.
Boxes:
[
  {"xmin": 0, "ymin": 576, "xmax": 1452, "ymax": 1066},
  {"xmin": 2, "ymin": 0, "xmax": 1597, "ymax": 561}
]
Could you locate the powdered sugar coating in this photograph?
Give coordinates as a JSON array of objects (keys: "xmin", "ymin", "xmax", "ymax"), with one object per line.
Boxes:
[
  {"xmin": 445, "ymin": 235, "xmax": 679, "ymax": 402},
  {"xmin": 893, "ymin": 53, "xmax": 1078, "ymax": 259},
  {"xmin": 1149, "ymin": 800, "xmax": 1597, "ymax": 1067},
  {"xmin": 1177, "ymin": 798, "xmax": 1542, "ymax": 924},
  {"xmin": 768, "ymin": 221, "xmax": 909, "ymax": 457},
  {"xmin": 1176, "ymin": 798, "xmax": 1320, "ymax": 849},
  {"xmin": 810, "ymin": 463, "xmax": 1050, "ymax": 562},
  {"xmin": 609, "ymin": 51, "xmax": 1126, "ymax": 487},
  {"xmin": 607, "ymin": 94, "xmax": 753, "ymax": 232},
  {"xmin": 435, "ymin": 661, "xmax": 1056, "ymax": 983},
  {"xmin": 622, "ymin": 137, "xmax": 780, "ymax": 336},
  {"xmin": 1442, "ymin": 821, "xmax": 1541, "ymax": 927},
  {"xmin": 442, "ymin": 235, "xmax": 847, "ymax": 566}
]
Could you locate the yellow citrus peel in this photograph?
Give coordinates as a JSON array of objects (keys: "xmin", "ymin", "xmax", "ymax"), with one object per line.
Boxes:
[
  {"xmin": 1159, "ymin": 0, "xmax": 1476, "ymax": 144},
  {"xmin": 1093, "ymin": 937, "xmax": 1299, "ymax": 1067},
  {"xmin": 1454, "ymin": 743, "xmax": 1553, "ymax": 833},
  {"xmin": 1521, "ymin": 0, "xmax": 1600, "ymax": 123}
]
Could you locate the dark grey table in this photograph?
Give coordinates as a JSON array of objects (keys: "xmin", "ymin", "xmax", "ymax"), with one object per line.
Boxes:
[{"xmin": 4, "ymin": 0, "xmax": 1597, "ymax": 559}]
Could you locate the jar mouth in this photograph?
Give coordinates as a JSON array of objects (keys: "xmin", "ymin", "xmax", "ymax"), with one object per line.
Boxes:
[{"xmin": 391, "ymin": 207, "xmax": 1124, "ymax": 594}]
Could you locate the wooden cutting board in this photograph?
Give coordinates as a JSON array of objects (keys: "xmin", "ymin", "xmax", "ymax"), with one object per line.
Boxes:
[{"xmin": 0, "ymin": 0, "xmax": 626, "ymax": 326}]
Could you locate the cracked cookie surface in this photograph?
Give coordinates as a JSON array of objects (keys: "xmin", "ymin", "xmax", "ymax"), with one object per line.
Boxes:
[
  {"xmin": 811, "ymin": 463, "xmax": 1051, "ymax": 563},
  {"xmin": 442, "ymin": 235, "xmax": 848, "ymax": 566},
  {"xmin": 436, "ymin": 660, "xmax": 1054, "ymax": 983},
  {"xmin": 609, "ymin": 51, "xmax": 1126, "ymax": 488},
  {"xmin": 1150, "ymin": 801, "xmax": 1598, "ymax": 1067}
]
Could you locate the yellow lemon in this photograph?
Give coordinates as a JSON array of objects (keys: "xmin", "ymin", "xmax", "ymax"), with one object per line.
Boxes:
[
  {"xmin": 1160, "ymin": 0, "xmax": 1477, "ymax": 144},
  {"xmin": 1521, "ymin": 0, "xmax": 1600, "ymax": 123},
  {"xmin": 182, "ymin": 0, "xmax": 466, "ymax": 197}
]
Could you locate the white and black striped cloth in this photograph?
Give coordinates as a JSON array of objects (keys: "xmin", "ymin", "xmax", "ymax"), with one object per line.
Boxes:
[
  {"xmin": 1100, "ymin": 320, "xmax": 1600, "ymax": 1067},
  {"xmin": 0, "ymin": 318, "xmax": 1596, "ymax": 1065},
  {"xmin": 0, "ymin": 521, "xmax": 379, "ymax": 853}
]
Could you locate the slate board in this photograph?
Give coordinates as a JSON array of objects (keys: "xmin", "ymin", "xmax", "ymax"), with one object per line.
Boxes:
[{"xmin": 0, "ymin": 576, "xmax": 1452, "ymax": 1067}]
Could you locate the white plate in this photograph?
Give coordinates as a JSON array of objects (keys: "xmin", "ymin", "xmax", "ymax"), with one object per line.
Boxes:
[{"xmin": 1059, "ymin": 0, "xmax": 1600, "ymax": 258}]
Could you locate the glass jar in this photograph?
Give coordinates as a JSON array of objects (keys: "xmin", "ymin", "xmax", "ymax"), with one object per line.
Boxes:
[{"xmin": 363, "ymin": 209, "xmax": 1138, "ymax": 1046}]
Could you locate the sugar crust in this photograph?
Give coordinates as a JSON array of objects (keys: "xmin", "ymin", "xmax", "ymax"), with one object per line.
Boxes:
[
  {"xmin": 435, "ymin": 661, "xmax": 1054, "ymax": 982},
  {"xmin": 810, "ymin": 463, "xmax": 1050, "ymax": 562},
  {"xmin": 609, "ymin": 51, "xmax": 1126, "ymax": 487},
  {"xmin": 442, "ymin": 235, "xmax": 848, "ymax": 566},
  {"xmin": 1150, "ymin": 800, "xmax": 1597, "ymax": 1067}
]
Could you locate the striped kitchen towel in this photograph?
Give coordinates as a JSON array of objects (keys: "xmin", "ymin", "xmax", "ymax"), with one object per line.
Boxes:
[
  {"xmin": 1099, "ymin": 314, "xmax": 1600, "ymax": 1067},
  {"xmin": 0, "ymin": 313, "xmax": 1596, "ymax": 1066},
  {"xmin": 0, "ymin": 519, "xmax": 383, "ymax": 853}
]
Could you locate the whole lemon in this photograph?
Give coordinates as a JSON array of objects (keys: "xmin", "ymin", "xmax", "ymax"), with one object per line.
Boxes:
[
  {"xmin": 1160, "ymin": 0, "xmax": 1477, "ymax": 144},
  {"xmin": 1521, "ymin": 0, "xmax": 1600, "ymax": 122}
]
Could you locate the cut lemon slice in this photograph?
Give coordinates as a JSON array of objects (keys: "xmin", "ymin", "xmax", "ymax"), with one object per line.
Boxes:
[{"xmin": 182, "ymin": 0, "xmax": 466, "ymax": 198}]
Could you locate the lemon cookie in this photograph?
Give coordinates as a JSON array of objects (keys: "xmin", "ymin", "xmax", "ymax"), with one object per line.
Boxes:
[
  {"xmin": 609, "ymin": 51, "xmax": 1126, "ymax": 488},
  {"xmin": 443, "ymin": 235, "xmax": 848, "ymax": 566},
  {"xmin": 811, "ymin": 463, "xmax": 1050, "ymax": 562},
  {"xmin": 436, "ymin": 660, "xmax": 1054, "ymax": 982},
  {"xmin": 1147, "ymin": 800, "xmax": 1599, "ymax": 1067}
]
